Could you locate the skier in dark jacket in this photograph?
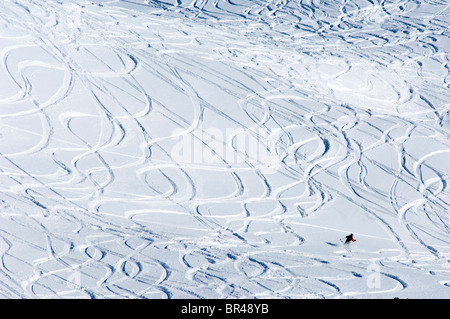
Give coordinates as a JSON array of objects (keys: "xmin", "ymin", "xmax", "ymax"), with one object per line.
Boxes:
[{"xmin": 345, "ymin": 233, "xmax": 355, "ymax": 244}]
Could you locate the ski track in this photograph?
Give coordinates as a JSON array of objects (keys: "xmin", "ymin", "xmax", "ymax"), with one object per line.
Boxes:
[{"xmin": 0, "ymin": 0, "xmax": 449, "ymax": 298}]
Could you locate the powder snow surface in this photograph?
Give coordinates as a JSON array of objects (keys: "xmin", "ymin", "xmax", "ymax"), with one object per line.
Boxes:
[{"xmin": 0, "ymin": 0, "xmax": 449, "ymax": 298}]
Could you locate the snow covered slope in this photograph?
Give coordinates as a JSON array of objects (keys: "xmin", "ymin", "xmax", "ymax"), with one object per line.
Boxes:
[{"xmin": 0, "ymin": 0, "xmax": 449, "ymax": 298}]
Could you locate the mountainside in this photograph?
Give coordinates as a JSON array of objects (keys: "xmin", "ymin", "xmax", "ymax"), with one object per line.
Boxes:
[{"xmin": 0, "ymin": 0, "xmax": 449, "ymax": 298}]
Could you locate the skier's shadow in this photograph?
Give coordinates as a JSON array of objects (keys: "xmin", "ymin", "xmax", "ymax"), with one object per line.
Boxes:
[{"xmin": 326, "ymin": 242, "xmax": 339, "ymax": 247}]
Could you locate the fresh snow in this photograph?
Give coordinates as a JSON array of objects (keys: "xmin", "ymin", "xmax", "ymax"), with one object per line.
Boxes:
[{"xmin": 0, "ymin": 0, "xmax": 449, "ymax": 299}]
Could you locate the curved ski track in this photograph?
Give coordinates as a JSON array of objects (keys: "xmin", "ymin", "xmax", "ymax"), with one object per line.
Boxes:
[{"xmin": 0, "ymin": 0, "xmax": 449, "ymax": 298}]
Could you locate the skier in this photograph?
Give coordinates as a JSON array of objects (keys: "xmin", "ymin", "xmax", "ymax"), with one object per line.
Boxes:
[{"xmin": 344, "ymin": 233, "xmax": 356, "ymax": 244}]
